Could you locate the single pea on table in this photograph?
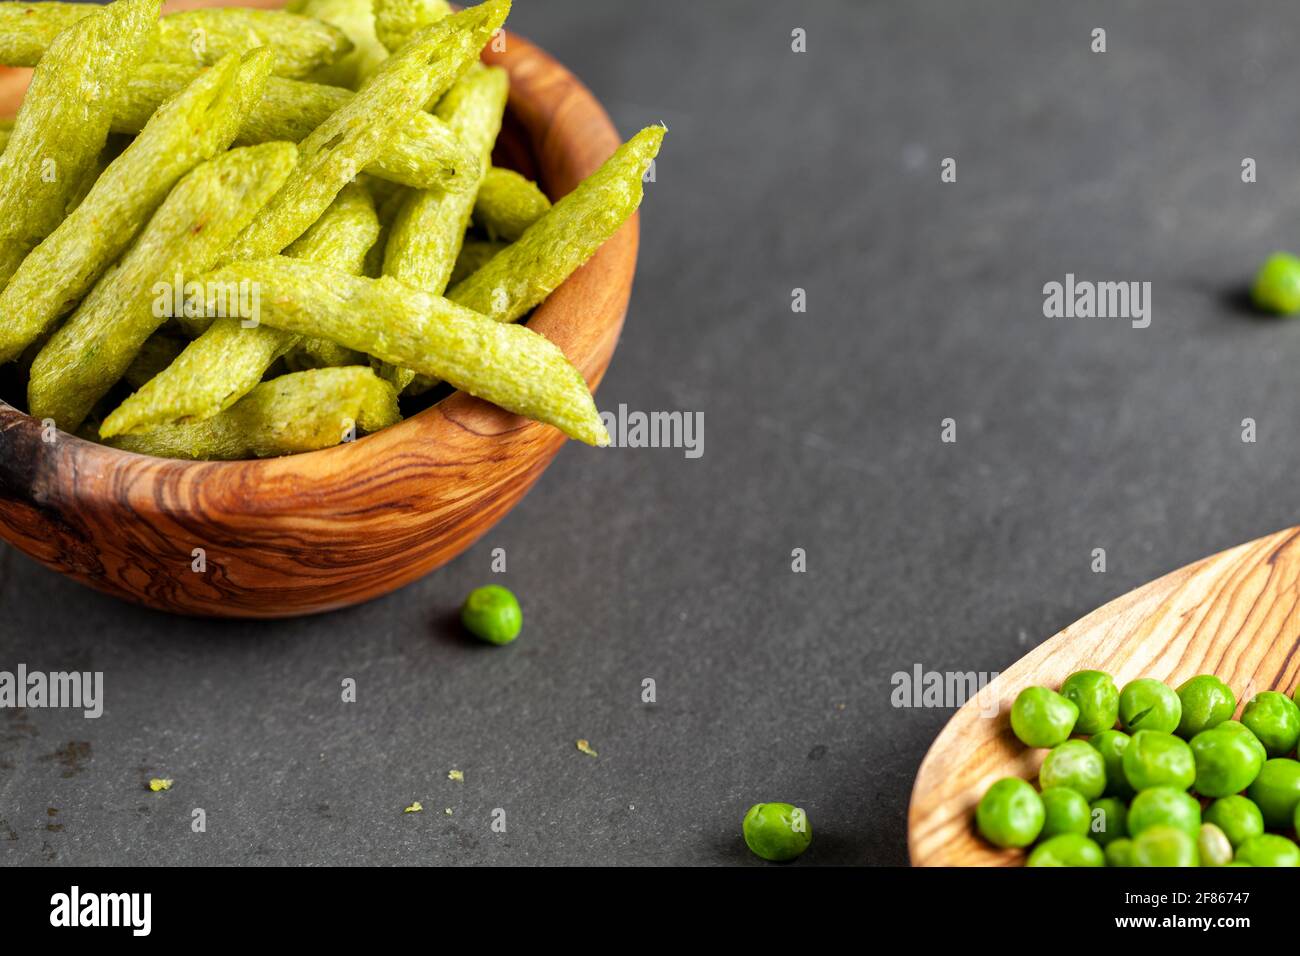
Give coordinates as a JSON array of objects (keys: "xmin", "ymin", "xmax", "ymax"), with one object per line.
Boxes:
[{"xmin": 976, "ymin": 671, "xmax": 1300, "ymax": 865}]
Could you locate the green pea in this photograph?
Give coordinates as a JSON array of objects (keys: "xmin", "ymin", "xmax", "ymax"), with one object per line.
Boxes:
[
  {"xmin": 460, "ymin": 585, "xmax": 522, "ymax": 645},
  {"xmin": 1246, "ymin": 758, "xmax": 1300, "ymax": 829},
  {"xmin": 1175, "ymin": 675, "xmax": 1235, "ymax": 738},
  {"xmin": 1216, "ymin": 720, "xmax": 1269, "ymax": 763},
  {"xmin": 1241, "ymin": 692, "xmax": 1300, "ymax": 757},
  {"xmin": 1088, "ymin": 797, "xmax": 1128, "ymax": 847},
  {"xmin": 1025, "ymin": 833, "xmax": 1104, "ymax": 867},
  {"xmin": 741, "ymin": 803, "xmax": 811, "ymax": 862},
  {"xmin": 1061, "ymin": 670, "xmax": 1119, "ymax": 736},
  {"xmin": 1189, "ymin": 726, "xmax": 1264, "ymax": 798},
  {"xmin": 1235, "ymin": 833, "xmax": 1300, "ymax": 867},
  {"xmin": 1039, "ymin": 787, "xmax": 1090, "ymax": 839},
  {"xmin": 1204, "ymin": 795, "xmax": 1265, "ymax": 849},
  {"xmin": 1118, "ymin": 678, "xmax": 1181, "ymax": 734},
  {"xmin": 1121, "ymin": 730, "xmax": 1195, "ymax": 791},
  {"xmin": 1039, "ymin": 740, "xmax": 1107, "ymax": 800},
  {"xmin": 1088, "ymin": 729, "xmax": 1135, "ymax": 799},
  {"xmin": 1197, "ymin": 823, "xmax": 1234, "ymax": 867},
  {"xmin": 1010, "ymin": 686, "xmax": 1078, "ymax": 748},
  {"xmin": 976, "ymin": 778, "xmax": 1044, "ymax": 848},
  {"xmin": 1251, "ymin": 252, "xmax": 1300, "ymax": 315},
  {"xmin": 1128, "ymin": 787, "xmax": 1201, "ymax": 837},
  {"xmin": 1132, "ymin": 824, "xmax": 1199, "ymax": 867},
  {"xmin": 1104, "ymin": 837, "xmax": 1134, "ymax": 867}
]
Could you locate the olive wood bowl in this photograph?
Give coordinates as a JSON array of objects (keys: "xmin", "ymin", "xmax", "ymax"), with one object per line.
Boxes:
[{"xmin": 0, "ymin": 1, "xmax": 637, "ymax": 617}]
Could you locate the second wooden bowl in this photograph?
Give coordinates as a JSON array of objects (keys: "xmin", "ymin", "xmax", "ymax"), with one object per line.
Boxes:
[{"xmin": 0, "ymin": 19, "xmax": 638, "ymax": 618}]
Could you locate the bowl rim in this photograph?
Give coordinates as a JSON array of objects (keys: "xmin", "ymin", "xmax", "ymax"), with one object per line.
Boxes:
[{"xmin": 0, "ymin": 9, "xmax": 636, "ymax": 503}]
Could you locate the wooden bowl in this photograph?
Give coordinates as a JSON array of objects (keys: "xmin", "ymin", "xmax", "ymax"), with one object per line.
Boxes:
[{"xmin": 0, "ymin": 6, "xmax": 638, "ymax": 618}]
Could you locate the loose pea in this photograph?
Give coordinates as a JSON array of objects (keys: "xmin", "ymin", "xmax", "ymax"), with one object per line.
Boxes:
[
  {"xmin": 1104, "ymin": 837, "xmax": 1134, "ymax": 867},
  {"xmin": 1189, "ymin": 726, "xmax": 1264, "ymax": 798},
  {"xmin": 1251, "ymin": 252, "xmax": 1300, "ymax": 315},
  {"xmin": 1039, "ymin": 740, "xmax": 1107, "ymax": 801},
  {"xmin": 1235, "ymin": 833, "xmax": 1300, "ymax": 867},
  {"xmin": 1217, "ymin": 720, "xmax": 1269, "ymax": 763},
  {"xmin": 1132, "ymin": 824, "xmax": 1199, "ymax": 867},
  {"xmin": 742, "ymin": 802, "xmax": 811, "ymax": 862},
  {"xmin": 1121, "ymin": 730, "xmax": 1195, "ymax": 792},
  {"xmin": 1175, "ymin": 675, "xmax": 1236, "ymax": 738},
  {"xmin": 1197, "ymin": 823, "xmax": 1234, "ymax": 867},
  {"xmin": 460, "ymin": 585, "xmax": 522, "ymax": 645},
  {"xmin": 1088, "ymin": 797, "xmax": 1128, "ymax": 847},
  {"xmin": 1201, "ymin": 790, "xmax": 1263, "ymax": 853},
  {"xmin": 1061, "ymin": 670, "xmax": 1119, "ymax": 736},
  {"xmin": 1118, "ymin": 678, "xmax": 1181, "ymax": 734},
  {"xmin": 1246, "ymin": 757, "xmax": 1300, "ymax": 828},
  {"xmin": 1204, "ymin": 795, "xmax": 1265, "ymax": 849},
  {"xmin": 1040, "ymin": 787, "xmax": 1090, "ymax": 839},
  {"xmin": 976, "ymin": 777, "xmax": 1044, "ymax": 848},
  {"xmin": 1088, "ymin": 729, "xmax": 1135, "ymax": 800},
  {"xmin": 1025, "ymin": 833, "xmax": 1104, "ymax": 867},
  {"xmin": 1010, "ymin": 686, "xmax": 1078, "ymax": 748},
  {"xmin": 1127, "ymin": 786, "xmax": 1201, "ymax": 837},
  {"xmin": 1241, "ymin": 692, "xmax": 1300, "ymax": 757}
]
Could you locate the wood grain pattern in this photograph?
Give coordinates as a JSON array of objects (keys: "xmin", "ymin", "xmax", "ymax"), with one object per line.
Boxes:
[
  {"xmin": 0, "ymin": 1, "xmax": 638, "ymax": 617},
  {"xmin": 909, "ymin": 526, "xmax": 1300, "ymax": 865}
]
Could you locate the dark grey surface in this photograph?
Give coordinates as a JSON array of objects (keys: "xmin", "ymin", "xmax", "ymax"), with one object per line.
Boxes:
[{"xmin": 5, "ymin": 0, "xmax": 1300, "ymax": 865}]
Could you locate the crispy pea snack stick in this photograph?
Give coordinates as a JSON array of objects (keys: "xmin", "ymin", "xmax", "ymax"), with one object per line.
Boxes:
[
  {"xmin": 448, "ymin": 125, "xmax": 665, "ymax": 323},
  {"xmin": 384, "ymin": 66, "xmax": 507, "ymax": 293},
  {"xmin": 0, "ymin": 0, "xmax": 160, "ymax": 289},
  {"xmin": 102, "ymin": 180, "xmax": 380, "ymax": 436},
  {"xmin": 121, "ymin": 0, "xmax": 511, "ymax": 431},
  {"xmin": 292, "ymin": 0, "xmax": 388, "ymax": 90},
  {"xmin": 473, "ymin": 167, "xmax": 551, "ymax": 241},
  {"xmin": 373, "ymin": 0, "xmax": 450, "ymax": 52},
  {"xmin": 284, "ymin": 181, "xmax": 378, "ymax": 369},
  {"xmin": 112, "ymin": 66, "xmax": 479, "ymax": 191},
  {"xmin": 28, "ymin": 142, "xmax": 297, "ymax": 432},
  {"xmin": 0, "ymin": 3, "xmax": 353, "ymax": 78},
  {"xmin": 221, "ymin": 0, "xmax": 508, "ymax": 265},
  {"xmin": 188, "ymin": 257, "xmax": 607, "ymax": 445},
  {"xmin": 0, "ymin": 118, "xmax": 11, "ymax": 155},
  {"xmin": 0, "ymin": 50, "xmax": 272, "ymax": 364},
  {"xmin": 380, "ymin": 65, "xmax": 507, "ymax": 389},
  {"xmin": 449, "ymin": 237, "xmax": 509, "ymax": 286},
  {"xmin": 104, "ymin": 366, "xmax": 400, "ymax": 460}
]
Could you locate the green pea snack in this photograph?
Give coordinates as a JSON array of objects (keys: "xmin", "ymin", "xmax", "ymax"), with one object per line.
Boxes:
[
  {"xmin": 1251, "ymin": 251, "xmax": 1300, "ymax": 315},
  {"xmin": 0, "ymin": 0, "xmax": 666, "ymax": 460},
  {"xmin": 0, "ymin": 3, "xmax": 354, "ymax": 77},
  {"xmin": 1026, "ymin": 833, "xmax": 1103, "ymax": 867},
  {"xmin": 975, "ymin": 671, "xmax": 1300, "ymax": 866},
  {"xmin": 1039, "ymin": 740, "xmax": 1106, "ymax": 800},
  {"xmin": 460, "ymin": 585, "xmax": 522, "ymax": 646},
  {"xmin": 1010, "ymin": 686, "xmax": 1077, "ymax": 748},
  {"xmin": 742, "ymin": 803, "xmax": 812, "ymax": 862},
  {"xmin": 1175, "ymin": 675, "xmax": 1235, "ymax": 738},
  {"xmin": 0, "ymin": 0, "xmax": 160, "ymax": 289},
  {"xmin": 1240, "ymin": 691, "xmax": 1300, "ymax": 757},
  {"xmin": 1118, "ymin": 678, "xmax": 1181, "ymax": 734},
  {"xmin": 1039, "ymin": 787, "xmax": 1090, "ymax": 839}
]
